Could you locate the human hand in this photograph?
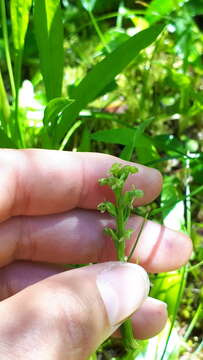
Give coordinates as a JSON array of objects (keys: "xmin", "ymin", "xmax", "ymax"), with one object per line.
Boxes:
[{"xmin": 0, "ymin": 150, "xmax": 192, "ymax": 359}]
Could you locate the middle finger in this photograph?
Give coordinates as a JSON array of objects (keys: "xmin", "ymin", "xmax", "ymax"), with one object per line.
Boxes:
[{"xmin": 0, "ymin": 209, "xmax": 192, "ymax": 273}]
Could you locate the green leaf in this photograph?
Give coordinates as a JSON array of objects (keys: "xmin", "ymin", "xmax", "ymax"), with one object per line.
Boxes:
[
  {"xmin": 92, "ymin": 118, "xmax": 154, "ymax": 161},
  {"xmin": 152, "ymin": 134, "xmax": 186, "ymax": 155},
  {"xmin": 80, "ymin": 0, "xmax": 97, "ymax": 12},
  {"xmin": 10, "ymin": 0, "xmax": 32, "ymax": 52},
  {"xmin": 0, "ymin": 70, "xmax": 10, "ymax": 129},
  {"xmin": 92, "ymin": 128, "xmax": 136, "ymax": 145},
  {"xmin": 33, "ymin": 0, "xmax": 64, "ymax": 100},
  {"xmin": 134, "ymin": 135, "xmax": 159, "ymax": 165},
  {"xmin": 55, "ymin": 23, "xmax": 164, "ymax": 145},
  {"xmin": 120, "ymin": 118, "xmax": 154, "ymax": 161},
  {"xmin": 150, "ymin": 272, "xmax": 182, "ymax": 315},
  {"xmin": 43, "ymin": 97, "xmax": 74, "ymax": 131},
  {"xmin": 146, "ymin": 0, "xmax": 185, "ymax": 24},
  {"xmin": 0, "ymin": 128, "xmax": 17, "ymax": 148}
]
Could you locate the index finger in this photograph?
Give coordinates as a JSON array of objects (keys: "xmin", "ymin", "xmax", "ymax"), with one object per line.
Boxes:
[{"xmin": 0, "ymin": 149, "xmax": 162, "ymax": 220}]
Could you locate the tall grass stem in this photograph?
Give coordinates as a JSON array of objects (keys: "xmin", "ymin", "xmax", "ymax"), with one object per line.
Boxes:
[
  {"xmin": 88, "ymin": 11, "xmax": 111, "ymax": 53},
  {"xmin": 0, "ymin": 0, "xmax": 16, "ymax": 99},
  {"xmin": 14, "ymin": 51, "xmax": 25, "ymax": 147}
]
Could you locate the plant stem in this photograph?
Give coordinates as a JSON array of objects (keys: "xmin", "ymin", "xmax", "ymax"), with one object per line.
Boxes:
[
  {"xmin": 116, "ymin": 192, "xmax": 126, "ymax": 262},
  {"xmin": 59, "ymin": 120, "xmax": 83, "ymax": 150},
  {"xmin": 120, "ymin": 319, "xmax": 135, "ymax": 352},
  {"xmin": 88, "ymin": 10, "xmax": 111, "ymax": 53},
  {"xmin": 14, "ymin": 50, "xmax": 25, "ymax": 147},
  {"xmin": 127, "ymin": 214, "xmax": 148, "ymax": 262},
  {"xmin": 188, "ymin": 260, "xmax": 203, "ymax": 272},
  {"xmin": 116, "ymin": 1, "xmax": 124, "ymax": 29},
  {"xmin": 115, "ymin": 190, "xmax": 135, "ymax": 351}
]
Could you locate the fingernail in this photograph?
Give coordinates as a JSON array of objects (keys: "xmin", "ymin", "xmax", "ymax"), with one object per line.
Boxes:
[
  {"xmin": 96, "ymin": 262, "xmax": 150, "ymax": 327},
  {"xmin": 152, "ymin": 298, "xmax": 168, "ymax": 309}
]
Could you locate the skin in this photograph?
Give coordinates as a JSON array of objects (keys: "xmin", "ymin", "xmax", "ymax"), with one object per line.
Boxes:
[{"xmin": 0, "ymin": 149, "xmax": 192, "ymax": 360}]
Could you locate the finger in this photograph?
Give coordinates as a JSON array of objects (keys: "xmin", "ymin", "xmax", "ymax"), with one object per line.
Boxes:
[
  {"xmin": 131, "ymin": 297, "xmax": 167, "ymax": 339},
  {"xmin": 0, "ymin": 262, "xmax": 149, "ymax": 360},
  {"xmin": 0, "ymin": 149, "xmax": 162, "ymax": 220},
  {"xmin": 0, "ymin": 210, "xmax": 192, "ymax": 272},
  {"xmin": 0, "ymin": 262, "xmax": 166, "ymax": 339},
  {"xmin": 114, "ymin": 297, "xmax": 168, "ymax": 340},
  {"xmin": 0, "ymin": 261, "xmax": 64, "ymax": 301}
]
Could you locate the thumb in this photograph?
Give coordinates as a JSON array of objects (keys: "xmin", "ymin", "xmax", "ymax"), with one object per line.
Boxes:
[{"xmin": 0, "ymin": 262, "xmax": 149, "ymax": 360}]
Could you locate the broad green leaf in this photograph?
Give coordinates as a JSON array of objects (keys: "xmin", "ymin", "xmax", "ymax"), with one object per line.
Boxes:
[
  {"xmin": 150, "ymin": 272, "xmax": 181, "ymax": 315},
  {"xmin": 80, "ymin": 0, "xmax": 97, "ymax": 12},
  {"xmin": 92, "ymin": 118, "xmax": 154, "ymax": 161},
  {"xmin": 10, "ymin": 0, "xmax": 32, "ymax": 52},
  {"xmin": 152, "ymin": 134, "xmax": 186, "ymax": 155},
  {"xmin": 91, "ymin": 128, "xmax": 135, "ymax": 145},
  {"xmin": 55, "ymin": 23, "xmax": 164, "ymax": 145},
  {"xmin": 134, "ymin": 140, "xmax": 159, "ymax": 165},
  {"xmin": 43, "ymin": 97, "xmax": 74, "ymax": 130},
  {"xmin": 146, "ymin": 0, "xmax": 185, "ymax": 24},
  {"xmin": 119, "ymin": 118, "xmax": 154, "ymax": 160},
  {"xmin": 0, "ymin": 128, "xmax": 17, "ymax": 148},
  {"xmin": 34, "ymin": 0, "xmax": 64, "ymax": 100}
]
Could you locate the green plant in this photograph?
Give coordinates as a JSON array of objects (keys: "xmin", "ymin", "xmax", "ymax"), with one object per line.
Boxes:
[{"xmin": 98, "ymin": 163, "xmax": 144, "ymax": 353}]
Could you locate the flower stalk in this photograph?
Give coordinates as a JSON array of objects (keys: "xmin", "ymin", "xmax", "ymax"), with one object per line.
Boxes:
[{"xmin": 98, "ymin": 163, "xmax": 144, "ymax": 351}]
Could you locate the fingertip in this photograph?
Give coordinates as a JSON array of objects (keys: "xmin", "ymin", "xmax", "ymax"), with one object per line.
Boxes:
[
  {"xmin": 160, "ymin": 229, "xmax": 193, "ymax": 271},
  {"xmin": 96, "ymin": 262, "xmax": 150, "ymax": 327},
  {"xmin": 136, "ymin": 165, "xmax": 163, "ymax": 205},
  {"xmin": 177, "ymin": 232, "xmax": 193, "ymax": 266},
  {"xmin": 131, "ymin": 297, "xmax": 168, "ymax": 339},
  {"xmin": 133, "ymin": 220, "xmax": 193, "ymax": 273}
]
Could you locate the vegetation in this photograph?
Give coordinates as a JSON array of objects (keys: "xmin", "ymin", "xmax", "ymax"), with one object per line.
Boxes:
[{"xmin": 0, "ymin": 0, "xmax": 202, "ymax": 359}]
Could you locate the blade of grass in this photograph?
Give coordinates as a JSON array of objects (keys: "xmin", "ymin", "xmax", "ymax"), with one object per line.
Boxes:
[
  {"xmin": 0, "ymin": 0, "xmax": 16, "ymax": 99},
  {"xmin": 0, "ymin": 69, "xmax": 10, "ymax": 132},
  {"xmin": 116, "ymin": 1, "xmax": 125, "ymax": 29},
  {"xmin": 59, "ymin": 120, "xmax": 82, "ymax": 150},
  {"xmin": 160, "ymin": 154, "xmax": 192, "ymax": 360},
  {"xmin": 10, "ymin": 0, "xmax": 32, "ymax": 147},
  {"xmin": 160, "ymin": 266, "xmax": 188, "ymax": 360},
  {"xmin": 13, "ymin": 50, "xmax": 24, "ymax": 147},
  {"xmin": 192, "ymin": 340, "xmax": 203, "ymax": 358},
  {"xmin": 120, "ymin": 117, "xmax": 154, "ymax": 160},
  {"xmin": 188, "ymin": 260, "xmax": 203, "ymax": 272},
  {"xmin": 88, "ymin": 10, "xmax": 110, "ymax": 53},
  {"xmin": 184, "ymin": 303, "xmax": 202, "ymax": 341},
  {"xmin": 33, "ymin": 0, "xmax": 64, "ymax": 101},
  {"xmin": 55, "ymin": 23, "xmax": 164, "ymax": 145}
]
